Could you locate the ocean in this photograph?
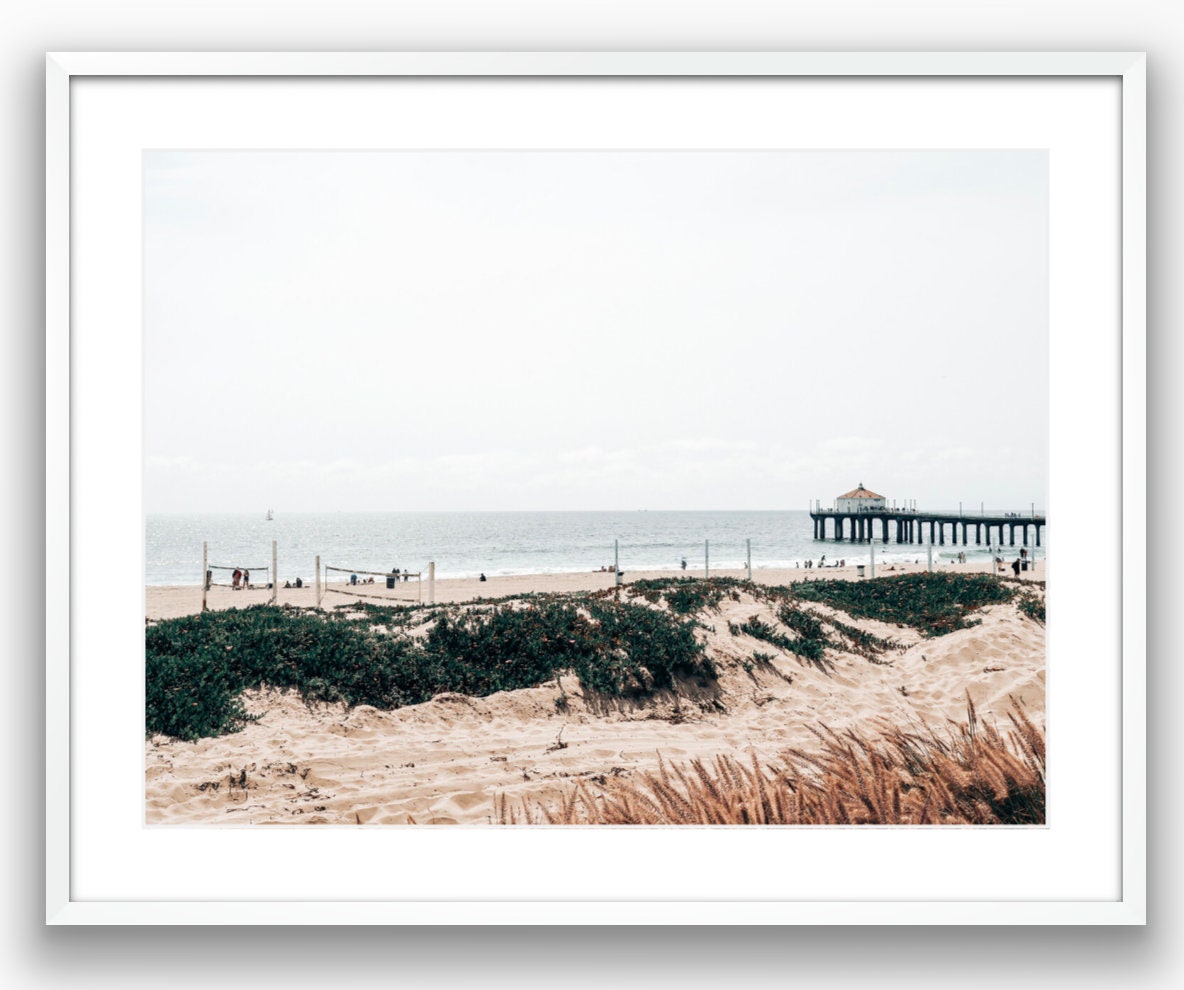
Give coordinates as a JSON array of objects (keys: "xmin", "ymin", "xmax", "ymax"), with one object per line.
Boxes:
[{"xmin": 145, "ymin": 510, "xmax": 1045, "ymax": 586}]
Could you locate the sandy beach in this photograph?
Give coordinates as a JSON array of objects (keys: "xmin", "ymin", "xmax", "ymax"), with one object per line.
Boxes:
[
  {"xmin": 145, "ymin": 562, "xmax": 1045, "ymax": 825},
  {"xmin": 145, "ymin": 558, "xmax": 1044, "ymax": 621}
]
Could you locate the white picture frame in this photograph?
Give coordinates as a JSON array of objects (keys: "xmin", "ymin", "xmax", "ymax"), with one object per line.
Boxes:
[{"xmin": 46, "ymin": 51, "xmax": 1146, "ymax": 925}]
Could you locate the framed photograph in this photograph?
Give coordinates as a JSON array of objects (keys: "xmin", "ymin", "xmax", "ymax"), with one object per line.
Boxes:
[{"xmin": 47, "ymin": 52, "xmax": 1145, "ymax": 924}]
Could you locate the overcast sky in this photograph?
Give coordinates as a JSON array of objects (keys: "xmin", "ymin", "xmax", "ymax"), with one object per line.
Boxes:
[{"xmin": 144, "ymin": 150, "xmax": 1047, "ymax": 513}]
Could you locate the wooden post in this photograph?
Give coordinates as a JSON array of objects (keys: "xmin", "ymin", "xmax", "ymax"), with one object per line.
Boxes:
[
  {"xmin": 704, "ymin": 539, "xmax": 709, "ymax": 579},
  {"xmin": 201, "ymin": 541, "xmax": 208, "ymax": 612},
  {"xmin": 271, "ymin": 540, "xmax": 277, "ymax": 604},
  {"xmin": 315, "ymin": 554, "xmax": 321, "ymax": 608},
  {"xmin": 869, "ymin": 541, "xmax": 875, "ymax": 579},
  {"xmin": 428, "ymin": 561, "xmax": 435, "ymax": 603},
  {"xmin": 927, "ymin": 544, "xmax": 933, "ymax": 573},
  {"xmin": 615, "ymin": 540, "xmax": 621, "ymax": 586},
  {"xmin": 746, "ymin": 538, "xmax": 752, "ymax": 581}
]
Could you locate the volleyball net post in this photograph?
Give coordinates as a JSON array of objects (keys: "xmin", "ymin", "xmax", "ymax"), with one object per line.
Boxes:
[
  {"xmin": 202, "ymin": 541, "xmax": 208, "ymax": 612},
  {"xmin": 271, "ymin": 540, "xmax": 278, "ymax": 604},
  {"xmin": 315, "ymin": 555, "xmax": 322, "ymax": 608}
]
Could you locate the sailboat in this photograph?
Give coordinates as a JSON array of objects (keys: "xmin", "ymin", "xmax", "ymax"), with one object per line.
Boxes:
[{"xmin": 266, "ymin": 508, "xmax": 274, "ymax": 521}]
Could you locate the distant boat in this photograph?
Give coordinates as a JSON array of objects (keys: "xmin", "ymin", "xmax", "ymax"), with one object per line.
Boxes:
[{"xmin": 266, "ymin": 508, "xmax": 274, "ymax": 521}]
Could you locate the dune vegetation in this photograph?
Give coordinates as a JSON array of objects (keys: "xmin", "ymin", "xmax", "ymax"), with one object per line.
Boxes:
[
  {"xmin": 497, "ymin": 698, "xmax": 1045, "ymax": 826},
  {"xmin": 146, "ymin": 573, "xmax": 1025, "ymax": 743}
]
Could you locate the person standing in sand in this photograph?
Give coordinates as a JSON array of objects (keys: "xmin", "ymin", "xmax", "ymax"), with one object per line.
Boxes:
[
  {"xmin": 242, "ymin": 569, "xmax": 250, "ymax": 589},
  {"xmin": 232, "ymin": 568, "xmax": 241, "ymax": 590}
]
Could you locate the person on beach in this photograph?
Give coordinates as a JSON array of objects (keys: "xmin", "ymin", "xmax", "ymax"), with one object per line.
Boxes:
[
  {"xmin": 480, "ymin": 573, "xmax": 487, "ymax": 582},
  {"xmin": 242, "ymin": 569, "xmax": 250, "ymax": 589},
  {"xmin": 1011, "ymin": 558, "xmax": 1021, "ymax": 577},
  {"xmin": 295, "ymin": 577, "xmax": 303, "ymax": 588},
  {"xmin": 232, "ymin": 568, "xmax": 241, "ymax": 590},
  {"xmin": 680, "ymin": 557, "xmax": 687, "ymax": 570}
]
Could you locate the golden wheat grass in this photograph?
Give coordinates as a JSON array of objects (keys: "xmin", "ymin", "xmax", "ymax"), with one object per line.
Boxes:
[{"xmin": 498, "ymin": 697, "xmax": 1045, "ymax": 825}]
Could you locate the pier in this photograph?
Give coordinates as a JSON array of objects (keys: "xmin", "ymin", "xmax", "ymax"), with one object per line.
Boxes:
[{"xmin": 809, "ymin": 509, "xmax": 1045, "ymax": 548}]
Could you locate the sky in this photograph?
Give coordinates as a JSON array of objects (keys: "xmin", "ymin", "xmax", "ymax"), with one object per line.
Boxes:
[{"xmin": 144, "ymin": 150, "xmax": 1048, "ymax": 513}]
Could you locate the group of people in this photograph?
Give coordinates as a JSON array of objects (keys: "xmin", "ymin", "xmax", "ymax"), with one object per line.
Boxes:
[
  {"xmin": 231, "ymin": 568, "xmax": 250, "ymax": 590},
  {"xmin": 344, "ymin": 567, "xmax": 412, "ymax": 587},
  {"xmin": 997, "ymin": 546, "xmax": 1031, "ymax": 576},
  {"xmin": 796, "ymin": 556, "xmax": 846, "ymax": 569},
  {"xmin": 282, "ymin": 577, "xmax": 304, "ymax": 589}
]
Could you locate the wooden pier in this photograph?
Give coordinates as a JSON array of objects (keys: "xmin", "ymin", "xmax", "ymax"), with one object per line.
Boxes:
[{"xmin": 809, "ymin": 509, "xmax": 1045, "ymax": 547}]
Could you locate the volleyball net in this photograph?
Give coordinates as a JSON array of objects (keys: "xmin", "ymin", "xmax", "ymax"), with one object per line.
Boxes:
[
  {"xmin": 204, "ymin": 562, "xmax": 271, "ymax": 590},
  {"xmin": 320, "ymin": 565, "xmax": 423, "ymax": 606}
]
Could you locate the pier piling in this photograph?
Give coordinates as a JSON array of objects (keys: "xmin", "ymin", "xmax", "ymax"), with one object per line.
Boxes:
[{"xmin": 808, "ymin": 507, "xmax": 1045, "ymax": 554}]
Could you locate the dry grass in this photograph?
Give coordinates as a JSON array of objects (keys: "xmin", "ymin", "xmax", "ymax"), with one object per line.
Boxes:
[{"xmin": 497, "ymin": 697, "xmax": 1045, "ymax": 825}]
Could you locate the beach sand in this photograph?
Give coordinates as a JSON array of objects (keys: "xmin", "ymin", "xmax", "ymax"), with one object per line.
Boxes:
[
  {"xmin": 145, "ymin": 558, "xmax": 1044, "ymax": 621},
  {"xmin": 144, "ymin": 562, "xmax": 1045, "ymax": 825}
]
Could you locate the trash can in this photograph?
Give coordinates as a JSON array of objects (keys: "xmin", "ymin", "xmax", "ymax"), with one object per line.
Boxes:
[
  {"xmin": 1021, "ymin": 560, "xmax": 1029, "ymax": 572},
  {"xmin": 386, "ymin": 574, "xmax": 396, "ymax": 589},
  {"xmin": 856, "ymin": 565, "xmax": 866, "ymax": 578}
]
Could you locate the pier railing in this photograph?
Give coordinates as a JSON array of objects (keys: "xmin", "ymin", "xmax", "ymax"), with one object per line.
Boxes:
[{"xmin": 812, "ymin": 507, "xmax": 1044, "ymax": 519}]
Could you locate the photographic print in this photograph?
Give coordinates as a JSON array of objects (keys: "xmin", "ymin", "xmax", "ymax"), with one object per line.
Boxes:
[{"xmin": 143, "ymin": 148, "xmax": 1048, "ymax": 827}]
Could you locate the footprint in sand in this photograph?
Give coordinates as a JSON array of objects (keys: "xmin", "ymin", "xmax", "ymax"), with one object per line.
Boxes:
[{"xmin": 441, "ymin": 790, "xmax": 489, "ymax": 813}]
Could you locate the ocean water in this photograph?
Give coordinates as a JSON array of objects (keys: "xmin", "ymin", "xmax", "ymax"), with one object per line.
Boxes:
[{"xmin": 145, "ymin": 510, "xmax": 1045, "ymax": 586}]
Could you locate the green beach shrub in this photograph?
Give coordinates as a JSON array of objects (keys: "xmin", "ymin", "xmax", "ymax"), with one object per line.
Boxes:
[
  {"xmin": 791, "ymin": 572, "xmax": 1014, "ymax": 637},
  {"xmin": 146, "ymin": 596, "xmax": 714, "ymax": 741}
]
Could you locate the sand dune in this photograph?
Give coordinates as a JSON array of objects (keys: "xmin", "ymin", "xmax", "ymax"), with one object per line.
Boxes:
[{"xmin": 145, "ymin": 571, "xmax": 1044, "ymax": 825}]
